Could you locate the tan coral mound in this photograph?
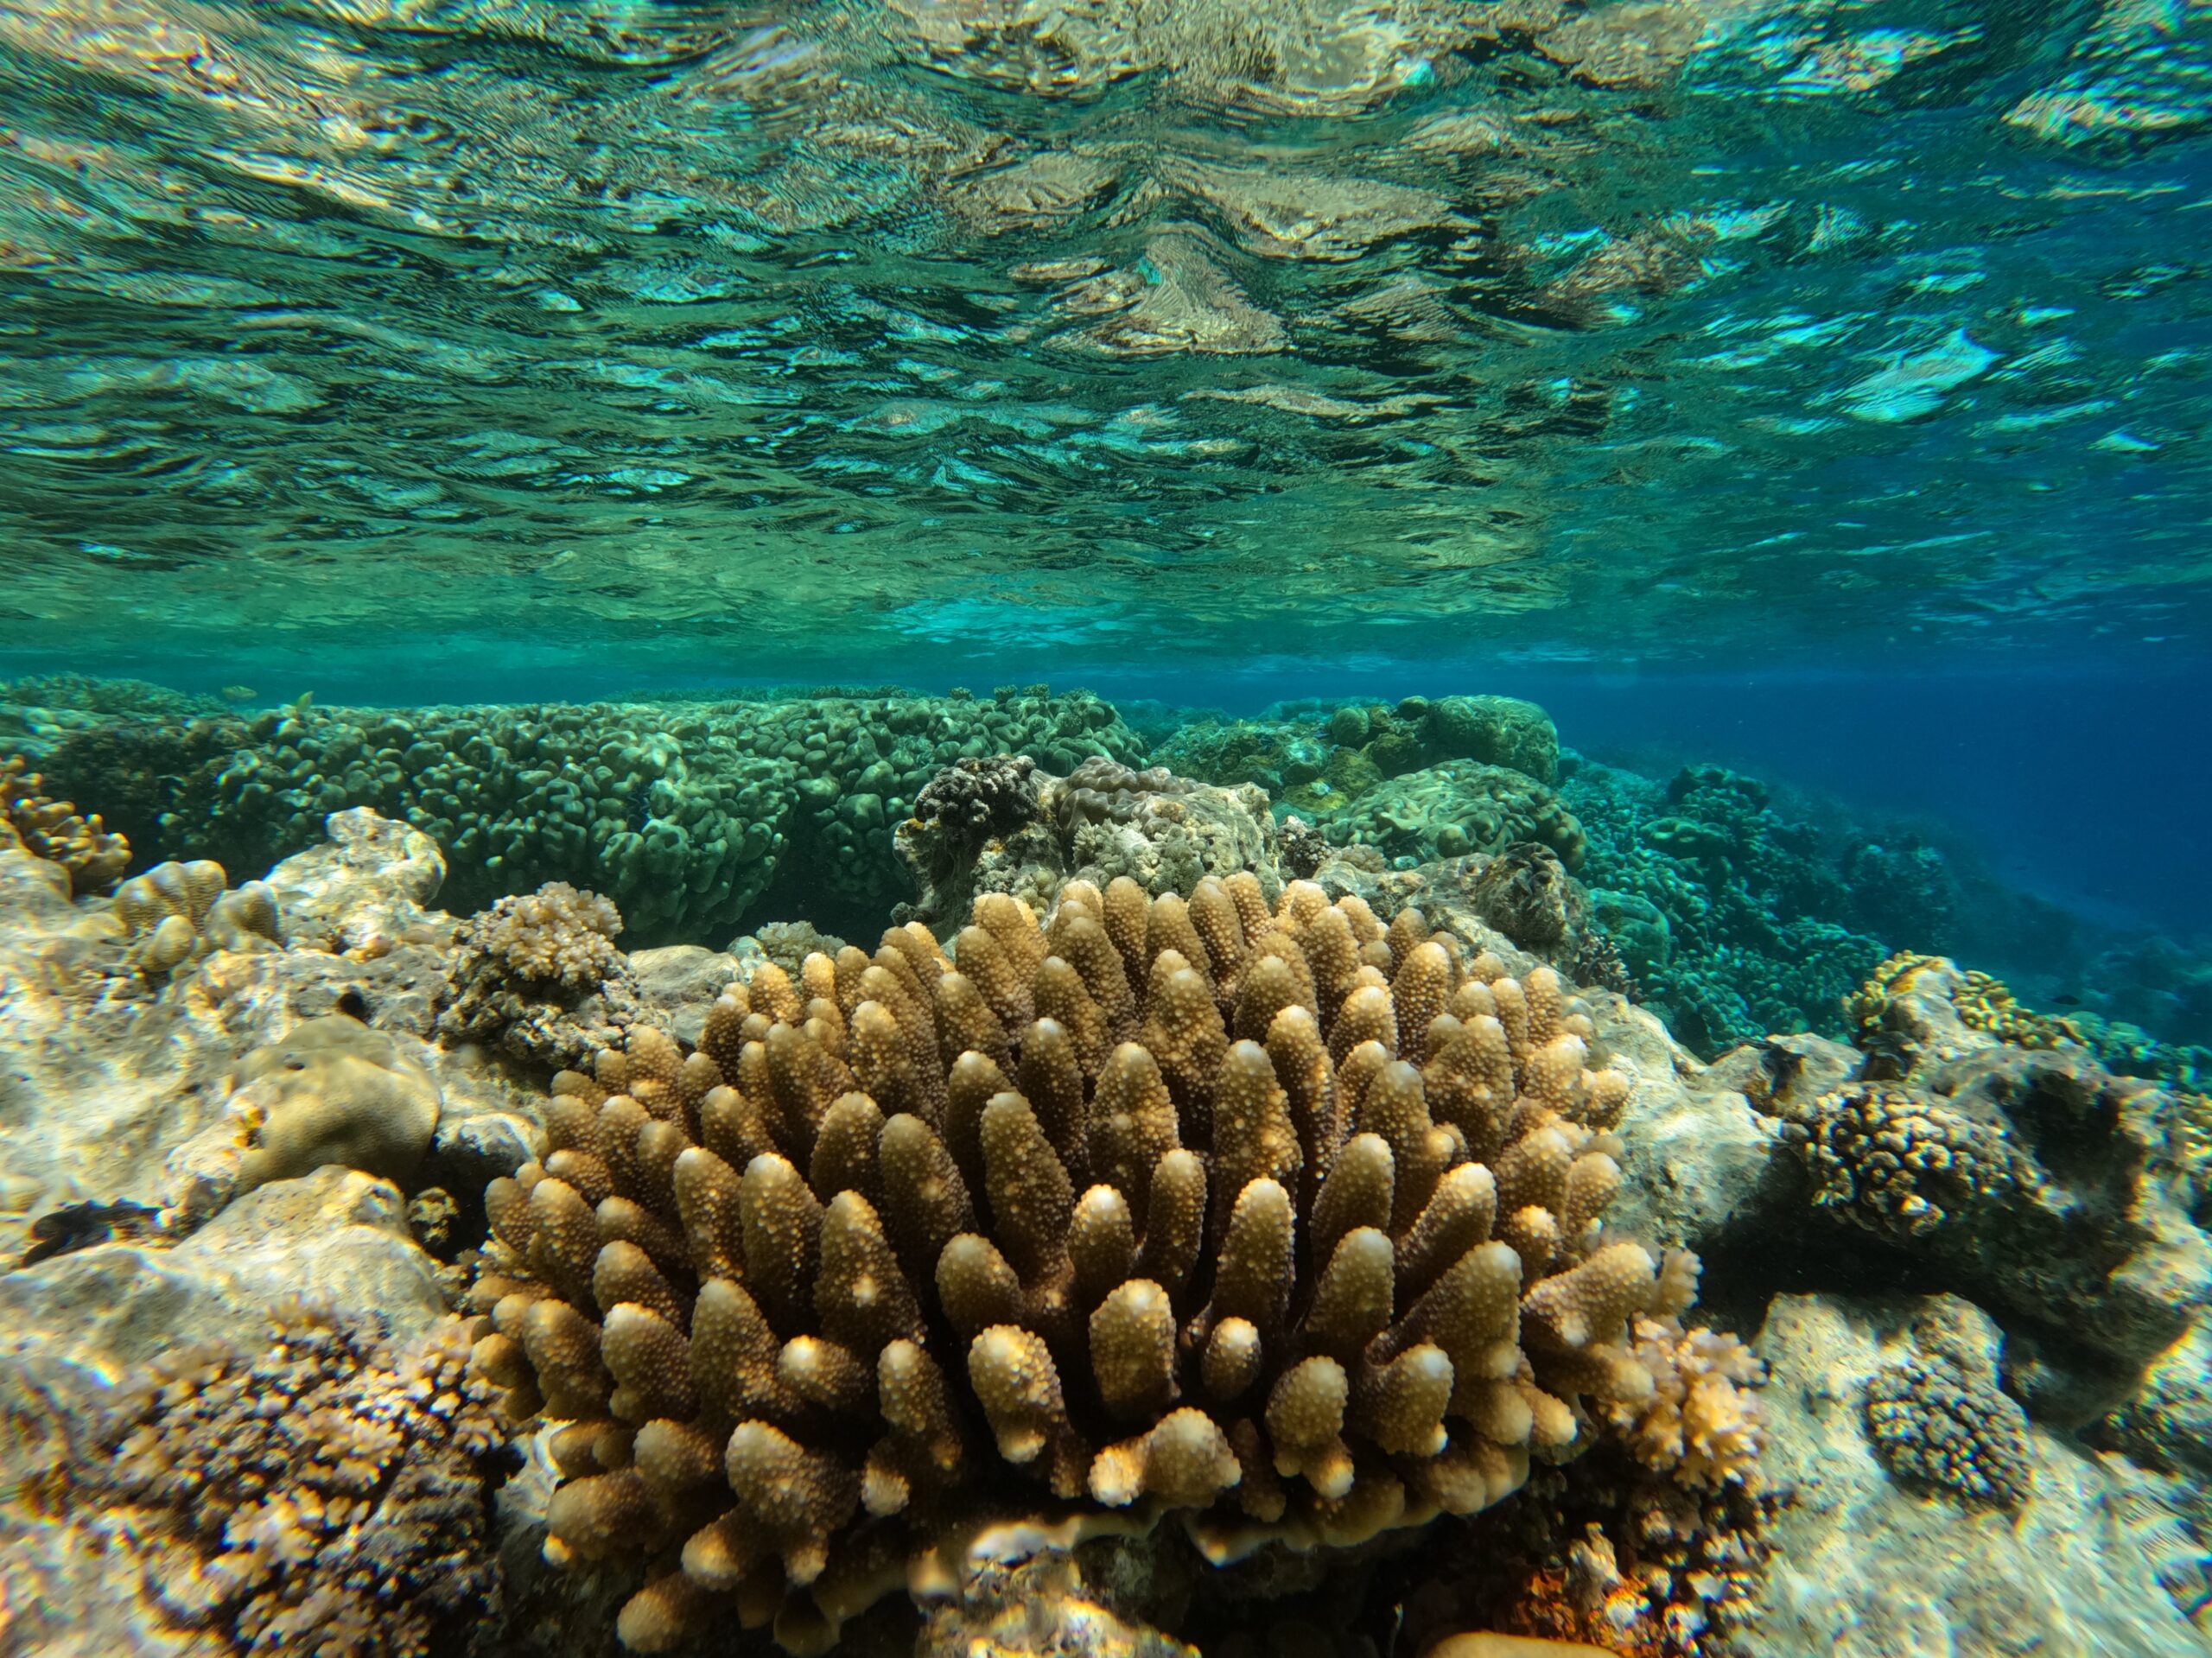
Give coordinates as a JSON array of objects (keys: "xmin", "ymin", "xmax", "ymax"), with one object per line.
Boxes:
[
  {"xmin": 95, "ymin": 1306, "xmax": 507, "ymax": 1657},
  {"xmin": 2, "ymin": 753, "xmax": 130, "ymax": 893},
  {"xmin": 470, "ymin": 876, "xmax": 1713, "ymax": 1653}
]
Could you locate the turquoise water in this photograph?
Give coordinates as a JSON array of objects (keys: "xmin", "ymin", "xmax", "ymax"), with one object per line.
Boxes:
[{"xmin": 7, "ymin": 9, "xmax": 2212, "ymax": 1653}]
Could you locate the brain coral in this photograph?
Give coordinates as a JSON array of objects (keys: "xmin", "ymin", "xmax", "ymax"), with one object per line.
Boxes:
[
  {"xmin": 2, "ymin": 754, "xmax": 130, "ymax": 894},
  {"xmin": 92, "ymin": 1305, "xmax": 510, "ymax": 1656},
  {"xmin": 1862, "ymin": 1353, "xmax": 2034, "ymax": 1509},
  {"xmin": 471, "ymin": 874, "xmax": 1711, "ymax": 1652}
]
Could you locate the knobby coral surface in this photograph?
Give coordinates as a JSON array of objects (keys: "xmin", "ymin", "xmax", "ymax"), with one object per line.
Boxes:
[
  {"xmin": 112, "ymin": 856, "xmax": 283, "ymax": 979},
  {"xmin": 470, "ymin": 873, "xmax": 1720, "ymax": 1652},
  {"xmin": 1862, "ymin": 1353, "xmax": 2034, "ymax": 1509},
  {"xmin": 440, "ymin": 881, "xmax": 639, "ymax": 1069},
  {"xmin": 88, "ymin": 1306, "xmax": 511, "ymax": 1656},
  {"xmin": 2, "ymin": 753, "xmax": 130, "ymax": 893}
]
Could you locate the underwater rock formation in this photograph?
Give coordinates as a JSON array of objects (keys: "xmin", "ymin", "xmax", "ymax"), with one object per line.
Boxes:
[
  {"xmin": 1747, "ymin": 1292, "xmax": 2209, "ymax": 1658},
  {"xmin": 1773, "ymin": 952, "xmax": 2212, "ymax": 1401},
  {"xmin": 0, "ymin": 809, "xmax": 540, "ymax": 1265},
  {"xmin": 472, "ymin": 874, "xmax": 1725, "ymax": 1651},
  {"xmin": 897, "ymin": 757, "xmax": 1282, "ymax": 933}
]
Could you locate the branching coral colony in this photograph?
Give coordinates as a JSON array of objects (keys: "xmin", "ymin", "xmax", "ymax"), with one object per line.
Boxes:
[{"xmin": 469, "ymin": 874, "xmax": 1746, "ymax": 1653}]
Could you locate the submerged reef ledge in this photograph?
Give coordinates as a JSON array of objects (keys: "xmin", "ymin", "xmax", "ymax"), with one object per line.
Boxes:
[{"xmin": 0, "ymin": 683, "xmax": 2206, "ymax": 1657}]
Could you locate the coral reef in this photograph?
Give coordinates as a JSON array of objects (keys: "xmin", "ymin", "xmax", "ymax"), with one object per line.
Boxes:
[
  {"xmin": 897, "ymin": 757, "xmax": 1281, "ymax": 932},
  {"xmin": 1748, "ymin": 1292, "xmax": 2209, "ymax": 1657},
  {"xmin": 84, "ymin": 1305, "xmax": 512, "ymax": 1656},
  {"xmin": 441, "ymin": 882, "xmax": 642, "ymax": 1070},
  {"xmin": 473, "ymin": 876, "xmax": 1720, "ymax": 1651},
  {"xmin": 1771, "ymin": 952, "xmax": 2212, "ymax": 1398},
  {"xmin": 2, "ymin": 754, "xmax": 130, "ymax": 894},
  {"xmin": 45, "ymin": 689, "xmax": 1145, "ymax": 944},
  {"xmin": 1560, "ymin": 760, "xmax": 1891, "ymax": 1058},
  {"xmin": 1862, "ymin": 1353, "xmax": 2034, "ymax": 1509}
]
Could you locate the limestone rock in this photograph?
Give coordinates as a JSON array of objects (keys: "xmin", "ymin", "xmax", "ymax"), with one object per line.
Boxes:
[
  {"xmin": 264, "ymin": 805, "xmax": 449, "ymax": 956},
  {"xmin": 1745, "ymin": 1291, "xmax": 2208, "ymax": 1658}
]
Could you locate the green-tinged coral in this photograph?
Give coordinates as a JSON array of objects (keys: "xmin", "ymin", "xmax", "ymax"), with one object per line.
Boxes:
[
  {"xmin": 1562, "ymin": 759, "xmax": 1890, "ymax": 1056},
  {"xmin": 1319, "ymin": 762, "xmax": 1585, "ymax": 870},
  {"xmin": 1863, "ymin": 1353, "xmax": 2034, "ymax": 1509},
  {"xmin": 88, "ymin": 1306, "xmax": 511, "ymax": 1657},
  {"xmin": 50, "ymin": 689, "xmax": 1144, "ymax": 944},
  {"xmin": 2, "ymin": 755, "xmax": 130, "ymax": 895},
  {"xmin": 471, "ymin": 878, "xmax": 1730, "ymax": 1652}
]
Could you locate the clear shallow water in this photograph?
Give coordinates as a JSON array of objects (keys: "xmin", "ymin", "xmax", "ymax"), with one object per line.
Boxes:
[{"xmin": 2, "ymin": 0, "xmax": 2210, "ymax": 687}]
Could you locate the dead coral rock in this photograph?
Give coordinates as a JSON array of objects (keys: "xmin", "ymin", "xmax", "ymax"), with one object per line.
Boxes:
[
  {"xmin": 263, "ymin": 805, "xmax": 450, "ymax": 957},
  {"xmin": 1773, "ymin": 1001, "xmax": 2212, "ymax": 1394},
  {"xmin": 478, "ymin": 880, "xmax": 1726, "ymax": 1650},
  {"xmin": 1747, "ymin": 1291, "xmax": 2208, "ymax": 1658},
  {"xmin": 1, "ymin": 753, "xmax": 130, "ymax": 893}
]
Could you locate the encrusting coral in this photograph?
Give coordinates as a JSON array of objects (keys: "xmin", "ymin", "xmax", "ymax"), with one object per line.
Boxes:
[
  {"xmin": 1862, "ymin": 1352, "xmax": 2034, "ymax": 1509},
  {"xmin": 85, "ymin": 1304, "xmax": 512, "ymax": 1657},
  {"xmin": 2, "ymin": 753, "xmax": 130, "ymax": 894},
  {"xmin": 469, "ymin": 874, "xmax": 1726, "ymax": 1652},
  {"xmin": 439, "ymin": 881, "xmax": 639, "ymax": 1069}
]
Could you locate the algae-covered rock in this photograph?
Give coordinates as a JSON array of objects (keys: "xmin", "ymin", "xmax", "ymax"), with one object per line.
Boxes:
[
  {"xmin": 1745, "ymin": 1292, "xmax": 2208, "ymax": 1658},
  {"xmin": 1321, "ymin": 761, "xmax": 1585, "ymax": 870}
]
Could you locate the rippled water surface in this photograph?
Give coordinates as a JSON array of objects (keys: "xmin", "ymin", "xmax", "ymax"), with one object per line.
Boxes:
[{"xmin": 2, "ymin": 0, "xmax": 2209, "ymax": 688}]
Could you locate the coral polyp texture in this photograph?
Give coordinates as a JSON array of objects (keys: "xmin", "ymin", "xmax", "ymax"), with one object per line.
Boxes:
[
  {"xmin": 471, "ymin": 875, "xmax": 1712, "ymax": 1651},
  {"xmin": 439, "ymin": 880, "xmax": 639, "ymax": 1068},
  {"xmin": 112, "ymin": 856, "xmax": 283, "ymax": 979},
  {"xmin": 2, "ymin": 753, "xmax": 130, "ymax": 894},
  {"xmin": 1862, "ymin": 1353, "xmax": 2034, "ymax": 1510},
  {"xmin": 87, "ymin": 1305, "xmax": 510, "ymax": 1657}
]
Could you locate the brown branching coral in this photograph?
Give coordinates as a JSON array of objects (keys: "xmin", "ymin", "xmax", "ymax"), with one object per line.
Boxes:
[
  {"xmin": 471, "ymin": 877, "xmax": 1728, "ymax": 1652},
  {"xmin": 88, "ymin": 1305, "xmax": 512, "ymax": 1656},
  {"xmin": 1, "ymin": 753, "xmax": 130, "ymax": 893},
  {"xmin": 439, "ymin": 881, "xmax": 637, "ymax": 1069}
]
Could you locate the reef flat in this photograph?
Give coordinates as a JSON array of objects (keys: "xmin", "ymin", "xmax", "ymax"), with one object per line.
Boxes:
[{"xmin": 0, "ymin": 684, "xmax": 2207, "ymax": 1656}]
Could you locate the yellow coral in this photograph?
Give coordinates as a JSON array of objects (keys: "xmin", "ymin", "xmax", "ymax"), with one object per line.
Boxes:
[
  {"xmin": 1604, "ymin": 1308, "xmax": 1767, "ymax": 1493},
  {"xmin": 0, "ymin": 754, "xmax": 130, "ymax": 893}
]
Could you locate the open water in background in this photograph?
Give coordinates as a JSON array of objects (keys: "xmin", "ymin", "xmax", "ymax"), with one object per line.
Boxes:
[{"xmin": 3, "ymin": 0, "xmax": 2209, "ymax": 938}]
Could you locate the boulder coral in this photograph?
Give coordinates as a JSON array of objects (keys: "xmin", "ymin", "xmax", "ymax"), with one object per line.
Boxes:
[
  {"xmin": 469, "ymin": 873, "xmax": 1724, "ymax": 1652},
  {"xmin": 1319, "ymin": 761, "xmax": 1586, "ymax": 871},
  {"xmin": 218, "ymin": 1016, "xmax": 443, "ymax": 1203},
  {"xmin": 1, "ymin": 753, "xmax": 130, "ymax": 894},
  {"xmin": 113, "ymin": 857, "xmax": 283, "ymax": 979}
]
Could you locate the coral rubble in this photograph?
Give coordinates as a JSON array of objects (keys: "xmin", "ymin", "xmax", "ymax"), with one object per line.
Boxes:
[
  {"xmin": 474, "ymin": 876, "xmax": 1724, "ymax": 1651},
  {"xmin": 441, "ymin": 881, "xmax": 642, "ymax": 1070}
]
